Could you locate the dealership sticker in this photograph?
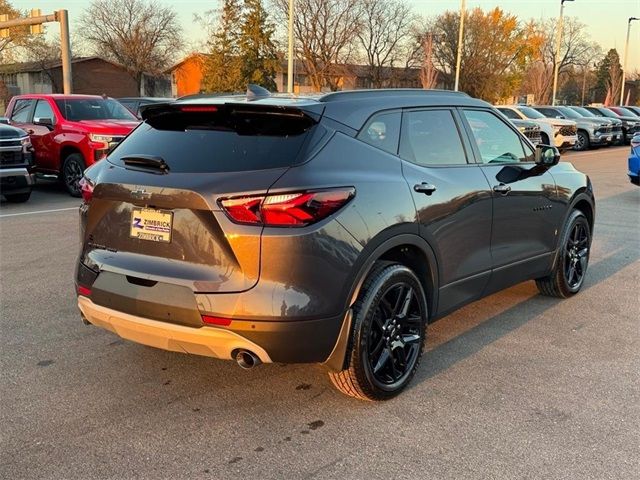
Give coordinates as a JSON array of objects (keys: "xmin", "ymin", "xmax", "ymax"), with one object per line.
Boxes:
[{"xmin": 130, "ymin": 208, "xmax": 173, "ymax": 243}]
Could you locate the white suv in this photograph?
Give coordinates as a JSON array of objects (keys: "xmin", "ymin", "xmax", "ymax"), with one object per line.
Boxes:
[{"xmin": 496, "ymin": 105, "xmax": 578, "ymax": 151}]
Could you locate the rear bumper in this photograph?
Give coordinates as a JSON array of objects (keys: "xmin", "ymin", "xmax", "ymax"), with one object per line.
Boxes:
[{"xmin": 78, "ymin": 296, "xmax": 273, "ymax": 363}]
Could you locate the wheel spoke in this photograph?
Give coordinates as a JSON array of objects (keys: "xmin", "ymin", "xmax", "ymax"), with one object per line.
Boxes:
[
  {"xmin": 391, "ymin": 285, "xmax": 405, "ymax": 317},
  {"xmin": 399, "ymin": 287, "xmax": 413, "ymax": 317},
  {"xmin": 392, "ymin": 346, "xmax": 406, "ymax": 369},
  {"xmin": 373, "ymin": 348, "xmax": 391, "ymax": 374},
  {"xmin": 388, "ymin": 351, "xmax": 401, "ymax": 381},
  {"xmin": 578, "ymin": 255, "xmax": 587, "ymax": 275},
  {"xmin": 567, "ymin": 264, "xmax": 576, "ymax": 284},
  {"xmin": 404, "ymin": 314, "xmax": 422, "ymax": 327},
  {"xmin": 401, "ymin": 333, "xmax": 421, "ymax": 345},
  {"xmin": 370, "ymin": 335, "xmax": 385, "ymax": 358},
  {"xmin": 372, "ymin": 310, "xmax": 385, "ymax": 332}
]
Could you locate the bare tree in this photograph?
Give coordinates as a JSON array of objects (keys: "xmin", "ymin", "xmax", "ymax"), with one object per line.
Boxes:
[
  {"xmin": 357, "ymin": 0, "xmax": 416, "ymax": 88},
  {"xmin": 522, "ymin": 17, "xmax": 598, "ymax": 104},
  {"xmin": 273, "ymin": 0, "xmax": 363, "ymax": 91},
  {"xmin": 419, "ymin": 33, "xmax": 440, "ymax": 89},
  {"xmin": 79, "ymin": 0, "xmax": 182, "ymax": 94}
]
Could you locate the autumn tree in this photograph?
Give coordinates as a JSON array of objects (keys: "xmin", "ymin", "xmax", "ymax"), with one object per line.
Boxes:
[
  {"xmin": 431, "ymin": 7, "xmax": 540, "ymax": 102},
  {"xmin": 79, "ymin": 0, "xmax": 182, "ymax": 94},
  {"xmin": 0, "ymin": 0, "xmax": 30, "ymax": 63},
  {"xmin": 357, "ymin": 0, "xmax": 416, "ymax": 88},
  {"xmin": 274, "ymin": 0, "xmax": 363, "ymax": 91}
]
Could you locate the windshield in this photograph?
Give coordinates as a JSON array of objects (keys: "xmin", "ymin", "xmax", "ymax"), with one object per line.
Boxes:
[
  {"xmin": 615, "ymin": 107, "xmax": 638, "ymax": 117},
  {"xmin": 570, "ymin": 106, "xmax": 595, "ymax": 117},
  {"xmin": 517, "ymin": 106, "xmax": 545, "ymax": 119},
  {"xmin": 593, "ymin": 108, "xmax": 618, "ymax": 118},
  {"xmin": 556, "ymin": 107, "xmax": 581, "ymax": 119},
  {"xmin": 55, "ymin": 98, "xmax": 137, "ymax": 121}
]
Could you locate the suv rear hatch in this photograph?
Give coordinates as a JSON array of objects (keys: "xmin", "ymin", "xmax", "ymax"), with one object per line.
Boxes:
[{"xmin": 80, "ymin": 102, "xmax": 324, "ymax": 295}]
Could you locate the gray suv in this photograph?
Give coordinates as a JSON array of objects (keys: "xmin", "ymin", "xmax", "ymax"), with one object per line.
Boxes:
[
  {"xmin": 76, "ymin": 89, "xmax": 595, "ymax": 400},
  {"xmin": 534, "ymin": 106, "xmax": 613, "ymax": 150}
]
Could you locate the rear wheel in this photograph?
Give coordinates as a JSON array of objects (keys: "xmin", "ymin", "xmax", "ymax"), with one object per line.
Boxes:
[
  {"xmin": 328, "ymin": 262, "xmax": 427, "ymax": 401},
  {"xmin": 575, "ymin": 131, "xmax": 590, "ymax": 151},
  {"xmin": 61, "ymin": 153, "xmax": 85, "ymax": 197},
  {"xmin": 536, "ymin": 210, "xmax": 591, "ymax": 298},
  {"xmin": 3, "ymin": 191, "xmax": 31, "ymax": 203}
]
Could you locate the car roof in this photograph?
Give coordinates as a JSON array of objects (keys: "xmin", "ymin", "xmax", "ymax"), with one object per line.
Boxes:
[
  {"xmin": 174, "ymin": 89, "xmax": 490, "ymax": 130},
  {"xmin": 13, "ymin": 93, "xmax": 109, "ymax": 100}
]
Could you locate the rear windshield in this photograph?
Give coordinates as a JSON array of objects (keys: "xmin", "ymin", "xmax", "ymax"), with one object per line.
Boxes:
[
  {"xmin": 55, "ymin": 98, "xmax": 137, "ymax": 121},
  {"xmin": 108, "ymin": 106, "xmax": 318, "ymax": 173}
]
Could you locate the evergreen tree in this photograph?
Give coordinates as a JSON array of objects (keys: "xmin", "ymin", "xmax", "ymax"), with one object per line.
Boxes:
[
  {"xmin": 594, "ymin": 49, "xmax": 621, "ymax": 104},
  {"xmin": 202, "ymin": 0, "xmax": 278, "ymax": 93},
  {"xmin": 239, "ymin": 0, "xmax": 279, "ymax": 91},
  {"xmin": 203, "ymin": 0, "xmax": 244, "ymax": 93}
]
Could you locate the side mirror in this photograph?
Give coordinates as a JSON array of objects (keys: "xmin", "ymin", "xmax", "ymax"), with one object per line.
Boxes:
[
  {"xmin": 535, "ymin": 145, "xmax": 560, "ymax": 167},
  {"xmin": 34, "ymin": 117, "xmax": 54, "ymax": 129}
]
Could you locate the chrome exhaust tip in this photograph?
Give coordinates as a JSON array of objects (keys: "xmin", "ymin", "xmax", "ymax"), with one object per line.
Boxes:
[{"xmin": 234, "ymin": 349, "xmax": 261, "ymax": 369}]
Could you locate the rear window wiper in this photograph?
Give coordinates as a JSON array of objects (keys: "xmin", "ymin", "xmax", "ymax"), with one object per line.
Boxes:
[{"xmin": 121, "ymin": 155, "xmax": 170, "ymax": 173}]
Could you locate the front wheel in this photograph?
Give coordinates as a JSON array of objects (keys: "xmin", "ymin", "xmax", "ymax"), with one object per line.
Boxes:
[
  {"xmin": 536, "ymin": 210, "xmax": 591, "ymax": 298},
  {"xmin": 61, "ymin": 153, "xmax": 85, "ymax": 197},
  {"xmin": 328, "ymin": 263, "xmax": 428, "ymax": 401},
  {"xmin": 575, "ymin": 131, "xmax": 590, "ymax": 151}
]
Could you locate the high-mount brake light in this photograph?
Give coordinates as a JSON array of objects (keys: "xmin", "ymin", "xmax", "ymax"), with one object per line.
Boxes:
[
  {"xmin": 179, "ymin": 106, "xmax": 219, "ymax": 113},
  {"xmin": 219, "ymin": 188, "xmax": 355, "ymax": 227},
  {"xmin": 79, "ymin": 177, "xmax": 94, "ymax": 203}
]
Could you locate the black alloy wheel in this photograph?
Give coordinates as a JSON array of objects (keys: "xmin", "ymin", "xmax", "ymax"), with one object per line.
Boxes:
[
  {"xmin": 564, "ymin": 221, "xmax": 589, "ymax": 290},
  {"xmin": 329, "ymin": 263, "xmax": 427, "ymax": 400},
  {"xmin": 62, "ymin": 153, "xmax": 85, "ymax": 197}
]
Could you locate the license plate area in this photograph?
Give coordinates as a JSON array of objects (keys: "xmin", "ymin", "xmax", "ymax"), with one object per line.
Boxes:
[{"xmin": 130, "ymin": 207, "xmax": 173, "ymax": 243}]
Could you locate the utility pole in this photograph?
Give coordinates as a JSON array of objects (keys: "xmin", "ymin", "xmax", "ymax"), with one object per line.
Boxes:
[
  {"xmin": 552, "ymin": 0, "xmax": 574, "ymax": 106},
  {"xmin": 0, "ymin": 9, "xmax": 73, "ymax": 94},
  {"xmin": 454, "ymin": 0, "xmax": 465, "ymax": 91},
  {"xmin": 287, "ymin": 0, "xmax": 294, "ymax": 94},
  {"xmin": 620, "ymin": 17, "xmax": 639, "ymax": 105}
]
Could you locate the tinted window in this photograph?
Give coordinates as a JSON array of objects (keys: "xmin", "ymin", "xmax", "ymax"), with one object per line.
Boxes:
[
  {"xmin": 517, "ymin": 106, "xmax": 546, "ymax": 119},
  {"xmin": 33, "ymin": 100, "xmax": 55, "ymax": 123},
  {"xmin": 109, "ymin": 107, "xmax": 318, "ymax": 173},
  {"xmin": 357, "ymin": 111, "xmax": 400, "ymax": 154},
  {"xmin": 536, "ymin": 107, "xmax": 562, "ymax": 118},
  {"xmin": 556, "ymin": 107, "xmax": 581, "ymax": 119},
  {"xmin": 463, "ymin": 109, "xmax": 528, "ymax": 164},
  {"xmin": 571, "ymin": 106, "xmax": 595, "ymax": 117},
  {"xmin": 615, "ymin": 107, "xmax": 638, "ymax": 117},
  {"xmin": 587, "ymin": 107, "xmax": 617, "ymax": 118},
  {"xmin": 497, "ymin": 108, "xmax": 520, "ymax": 120},
  {"xmin": 399, "ymin": 109, "xmax": 467, "ymax": 166},
  {"xmin": 10, "ymin": 99, "xmax": 34, "ymax": 123},
  {"xmin": 54, "ymin": 98, "xmax": 137, "ymax": 121}
]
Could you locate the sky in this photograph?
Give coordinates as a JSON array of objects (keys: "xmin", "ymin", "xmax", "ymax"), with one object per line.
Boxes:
[{"xmin": 12, "ymin": 0, "xmax": 640, "ymax": 71}]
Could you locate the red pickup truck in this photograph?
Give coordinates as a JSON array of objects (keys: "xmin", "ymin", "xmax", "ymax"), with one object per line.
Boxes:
[{"xmin": 5, "ymin": 94, "xmax": 139, "ymax": 196}]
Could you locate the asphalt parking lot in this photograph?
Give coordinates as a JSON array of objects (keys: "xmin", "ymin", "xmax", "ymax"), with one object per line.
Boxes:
[{"xmin": 1, "ymin": 147, "xmax": 638, "ymax": 479}]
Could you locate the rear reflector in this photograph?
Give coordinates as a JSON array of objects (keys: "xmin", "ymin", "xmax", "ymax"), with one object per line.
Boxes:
[
  {"xmin": 201, "ymin": 315, "xmax": 232, "ymax": 326},
  {"xmin": 219, "ymin": 188, "xmax": 355, "ymax": 227},
  {"xmin": 77, "ymin": 286, "xmax": 92, "ymax": 296}
]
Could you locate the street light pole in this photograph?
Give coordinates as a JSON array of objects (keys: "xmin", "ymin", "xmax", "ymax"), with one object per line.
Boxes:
[
  {"xmin": 454, "ymin": 0, "xmax": 465, "ymax": 91},
  {"xmin": 620, "ymin": 17, "xmax": 639, "ymax": 105},
  {"xmin": 552, "ymin": 0, "xmax": 574, "ymax": 106},
  {"xmin": 287, "ymin": 0, "xmax": 294, "ymax": 94}
]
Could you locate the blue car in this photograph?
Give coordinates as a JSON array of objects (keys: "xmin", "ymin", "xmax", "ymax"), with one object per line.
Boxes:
[{"xmin": 630, "ymin": 134, "xmax": 640, "ymax": 186}]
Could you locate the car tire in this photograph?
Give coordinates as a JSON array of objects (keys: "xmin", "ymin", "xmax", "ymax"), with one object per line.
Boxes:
[
  {"xmin": 575, "ymin": 131, "xmax": 590, "ymax": 151},
  {"xmin": 536, "ymin": 210, "xmax": 591, "ymax": 298},
  {"xmin": 328, "ymin": 262, "xmax": 428, "ymax": 401},
  {"xmin": 61, "ymin": 153, "xmax": 85, "ymax": 197},
  {"xmin": 4, "ymin": 191, "xmax": 31, "ymax": 203}
]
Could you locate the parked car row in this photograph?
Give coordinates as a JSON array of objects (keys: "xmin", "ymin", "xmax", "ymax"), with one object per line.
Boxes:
[{"xmin": 496, "ymin": 104, "xmax": 640, "ymax": 151}]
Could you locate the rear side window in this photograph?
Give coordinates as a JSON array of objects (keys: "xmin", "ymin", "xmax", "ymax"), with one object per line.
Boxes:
[
  {"xmin": 10, "ymin": 99, "xmax": 34, "ymax": 123},
  {"xmin": 399, "ymin": 109, "xmax": 468, "ymax": 166},
  {"xmin": 357, "ymin": 111, "xmax": 400, "ymax": 154},
  {"xmin": 109, "ymin": 105, "xmax": 318, "ymax": 173},
  {"xmin": 497, "ymin": 108, "xmax": 520, "ymax": 120}
]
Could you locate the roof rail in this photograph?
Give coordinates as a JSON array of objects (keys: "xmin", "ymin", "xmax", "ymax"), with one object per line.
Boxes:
[{"xmin": 319, "ymin": 88, "xmax": 470, "ymax": 102}]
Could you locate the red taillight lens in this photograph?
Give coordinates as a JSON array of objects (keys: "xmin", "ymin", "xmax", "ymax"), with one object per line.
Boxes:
[
  {"xmin": 79, "ymin": 177, "xmax": 94, "ymax": 203},
  {"xmin": 77, "ymin": 285, "xmax": 91, "ymax": 296},
  {"xmin": 219, "ymin": 188, "xmax": 355, "ymax": 227},
  {"xmin": 179, "ymin": 106, "xmax": 218, "ymax": 113},
  {"xmin": 201, "ymin": 314, "xmax": 232, "ymax": 326}
]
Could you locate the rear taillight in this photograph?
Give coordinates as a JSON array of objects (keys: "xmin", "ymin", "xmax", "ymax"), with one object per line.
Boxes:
[
  {"xmin": 79, "ymin": 177, "xmax": 94, "ymax": 203},
  {"xmin": 77, "ymin": 285, "xmax": 91, "ymax": 296},
  {"xmin": 219, "ymin": 188, "xmax": 355, "ymax": 227}
]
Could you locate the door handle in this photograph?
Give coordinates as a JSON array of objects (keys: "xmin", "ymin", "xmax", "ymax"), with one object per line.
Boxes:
[
  {"xmin": 493, "ymin": 183, "xmax": 511, "ymax": 195},
  {"xmin": 414, "ymin": 182, "xmax": 437, "ymax": 195}
]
